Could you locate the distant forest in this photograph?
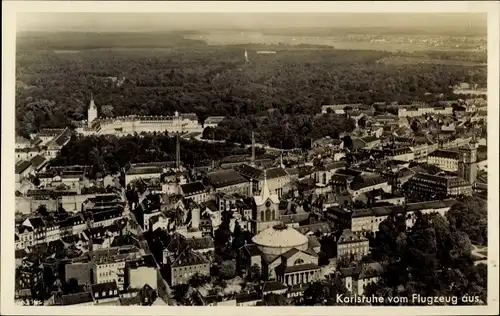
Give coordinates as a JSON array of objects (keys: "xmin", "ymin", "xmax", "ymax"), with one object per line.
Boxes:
[{"xmin": 16, "ymin": 32, "xmax": 487, "ymax": 143}]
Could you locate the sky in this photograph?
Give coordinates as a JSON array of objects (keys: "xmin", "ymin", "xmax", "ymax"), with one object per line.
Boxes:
[{"xmin": 17, "ymin": 12, "xmax": 487, "ymax": 33}]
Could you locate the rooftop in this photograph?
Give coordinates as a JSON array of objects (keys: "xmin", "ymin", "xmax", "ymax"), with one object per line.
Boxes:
[
  {"xmin": 92, "ymin": 208, "xmax": 123, "ymax": 223},
  {"xmin": 283, "ymin": 263, "xmax": 320, "ymax": 274},
  {"xmin": 266, "ymin": 167, "xmax": 288, "ymax": 179},
  {"xmin": 180, "ymin": 182, "xmax": 206, "ymax": 195},
  {"xmin": 171, "ymin": 249, "xmax": 208, "ymax": 267},
  {"xmin": 30, "ymin": 155, "xmax": 47, "ymax": 170},
  {"xmin": 53, "ymin": 128, "xmax": 72, "ymax": 147},
  {"xmin": 206, "ymin": 169, "xmax": 248, "ymax": 188},
  {"xmin": 360, "ymin": 136, "xmax": 380, "ymax": 144},
  {"xmin": 128, "ymin": 255, "xmax": 157, "ymax": 269},
  {"xmin": 428, "ymin": 150, "xmax": 459, "ymax": 160},
  {"xmin": 338, "ymin": 229, "xmax": 368, "ymax": 244},
  {"xmin": 126, "ymin": 166, "xmax": 164, "ymax": 176},
  {"xmin": 241, "ymin": 244, "xmax": 262, "ymax": 257},
  {"xmin": 90, "ymin": 282, "xmax": 119, "ymax": 300},
  {"xmin": 235, "ymin": 164, "xmax": 263, "ymax": 180},
  {"xmin": 352, "ymin": 199, "xmax": 457, "ymax": 218},
  {"xmin": 15, "ymin": 160, "xmax": 32, "ymax": 174},
  {"xmin": 60, "ymin": 292, "xmax": 94, "ymax": 306},
  {"xmin": 350, "ymin": 175, "xmax": 387, "ymax": 191},
  {"xmin": 410, "ymin": 172, "xmax": 470, "ymax": 188},
  {"xmin": 252, "ymin": 224, "xmax": 309, "ymax": 250},
  {"xmin": 185, "ymin": 236, "xmax": 214, "ymax": 250},
  {"xmin": 262, "ymin": 281, "xmax": 288, "ymax": 293}
]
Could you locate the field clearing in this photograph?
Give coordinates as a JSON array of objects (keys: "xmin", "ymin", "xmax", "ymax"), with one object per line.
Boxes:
[
  {"xmin": 185, "ymin": 33, "xmax": 484, "ymax": 53},
  {"xmin": 377, "ymin": 56, "xmax": 486, "ymax": 66}
]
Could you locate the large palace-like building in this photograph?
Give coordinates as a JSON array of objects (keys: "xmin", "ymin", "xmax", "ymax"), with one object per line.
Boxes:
[{"xmin": 76, "ymin": 97, "xmax": 220, "ymax": 136}]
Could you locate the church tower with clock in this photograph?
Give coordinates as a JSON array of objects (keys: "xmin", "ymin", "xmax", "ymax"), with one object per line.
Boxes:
[
  {"xmin": 251, "ymin": 170, "xmax": 281, "ymax": 234},
  {"xmin": 458, "ymin": 139, "xmax": 479, "ymax": 184}
]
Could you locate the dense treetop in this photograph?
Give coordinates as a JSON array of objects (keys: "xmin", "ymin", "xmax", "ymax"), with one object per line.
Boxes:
[
  {"xmin": 15, "ymin": 32, "xmax": 486, "ymax": 137},
  {"xmin": 365, "ymin": 202, "xmax": 487, "ymax": 305},
  {"xmin": 49, "ymin": 134, "xmax": 263, "ymax": 177}
]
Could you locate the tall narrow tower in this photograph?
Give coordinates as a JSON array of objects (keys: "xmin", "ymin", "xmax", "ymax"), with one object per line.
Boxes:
[
  {"xmin": 176, "ymin": 134, "xmax": 181, "ymax": 170},
  {"xmin": 458, "ymin": 138, "xmax": 478, "ymax": 184},
  {"xmin": 251, "ymin": 131, "xmax": 256, "ymax": 167},
  {"xmin": 244, "ymin": 49, "xmax": 249, "ymax": 63},
  {"xmin": 88, "ymin": 93, "xmax": 98, "ymax": 127}
]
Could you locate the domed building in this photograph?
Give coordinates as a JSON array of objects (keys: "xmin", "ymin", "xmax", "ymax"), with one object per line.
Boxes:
[
  {"xmin": 252, "ymin": 223, "xmax": 309, "ymax": 256},
  {"xmin": 239, "ymin": 223, "xmax": 321, "ymax": 286}
]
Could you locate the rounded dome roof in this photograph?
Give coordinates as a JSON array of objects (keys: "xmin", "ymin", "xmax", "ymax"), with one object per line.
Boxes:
[{"xmin": 252, "ymin": 223, "xmax": 309, "ymax": 250}]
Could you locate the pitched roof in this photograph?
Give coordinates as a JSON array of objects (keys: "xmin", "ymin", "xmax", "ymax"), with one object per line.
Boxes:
[
  {"xmin": 58, "ymin": 215, "xmax": 85, "ymax": 228},
  {"xmin": 15, "ymin": 249, "xmax": 28, "ymax": 259},
  {"xmin": 241, "ymin": 244, "xmax": 262, "ymax": 257},
  {"xmin": 171, "ymin": 249, "xmax": 208, "ymax": 267},
  {"xmin": 54, "ymin": 128, "xmax": 72, "ymax": 146},
  {"xmin": 61, "ymin": 292, "xmax": 94, "ymax": 306},
  {"xmin": 92, "ymin": 208, "xmax": 123, "ymax": 223},
  {"xmin": 235, "ymin": 164, "xmax": 264, "ymax": 180},
  {"xmin": 428, "ymin": 150, "xmax": 459, "ymax": 160},
  {"xmin": 235, "ymin": 292, "xmax": 261, "ymax": 304},
  {"xmin": 316, "ymin": 161, "xmax": 346, "ymax": 171},
  {"xmin": 265, "ymin": 167, "xmax": 288, "ymax": 179},
  {"xmin": 281, "ymin": 248, "xmax": 300, "ymax": 259},
  {"xmin": 30, "ymin": 137, "xmax": 43, "ymax": 146},
  {"xmin": 283, "ymin": 263, "xmax": 320, "ymax": 274},
  {"xmin": 37, "ymin": 128, "xmax": 65, "ymax": 137},
  {"xmin": 295, "ymin": 222, "xmax": 332, "ymax": 235},
  {"xmin": 410, "ymin": 172, "xmax": 470, "ymax": 188},
  {"xmin": 30, "ymin": 155, "xmax": 47, "ymax": 170},
  {"xmin": 385, "ymin": 147, "xmax": 413, "ymax": 156},
  {"xmin": 128, "ymin": 255, "xmax": 157, "ymax": 269},
  {"xmin": 360, "ymin": 136, "xmax": 380, "ymax": 144},
  {"xmin": 90, "ymin": 282, "xmax": 119, "ymax": 300},
  {"xmin": 338, "ymin": 229, "xmax": 368, "ymax": 244},
  {"xmin": 350, "ymin": 175, "xmax": 387, "ymax": 191},
  {"xmin": 181, "ymin": 182, "xmax": 206, "ymax": 195},
  {"xmin": 352, "ymin": 199, "xmax": 457, "ymax": 218},
  {"xmin": 89, "ymin": 194, "xmax": 121, "ymax": 204},
  {"xmin": 29, "ymin": 217, "xmax": 46, "ymax": 229},
  {"xmin": 15, "ymin": 160, "xmax": 32, "ymax": 174},
  {"xmin": 207, "ymin": 169, "xmax": 248, "ymax": 188},
  {"xmin": 126, "ymin": 165, "xmax": 164, "ymax": 176},
  {"xmin": 262, "ymin": 281, "xmax": 287, "ymax": 293},
  {"xmin": 185, "ymin": 236, "xmax": 214, "ymax": 250}
]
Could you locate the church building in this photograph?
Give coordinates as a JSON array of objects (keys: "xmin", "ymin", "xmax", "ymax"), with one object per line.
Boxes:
[
  {"xmin": 250, "ymin": 170, "xmax": 281, "ymax": 234},
  {"xmin": 239, "ymin": 223, "xmax": 321, "ymax": 286}
]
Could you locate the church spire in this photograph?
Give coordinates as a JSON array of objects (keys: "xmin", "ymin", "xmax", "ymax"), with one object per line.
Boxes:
[
  {"xmin": 260, "ymin": 169, "xmax": 270, "ymax": 201},
  {"xmin": 89, "ymin": 92, "xmax": 95, "ymax": 108},
  {"xmin": 87, "ymin": 92, "xmax": 98, "ymax": 127}
]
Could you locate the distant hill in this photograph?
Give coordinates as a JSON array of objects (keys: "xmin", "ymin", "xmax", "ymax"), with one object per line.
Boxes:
[{"xmin": 16, "ymin": 32, "xmax": 207, "ymax": 51}]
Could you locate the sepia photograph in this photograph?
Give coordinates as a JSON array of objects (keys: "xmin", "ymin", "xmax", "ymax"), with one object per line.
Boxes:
[{"xmin": 1, "ymin": 1, "xmax": 499, "ymax": 315}]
